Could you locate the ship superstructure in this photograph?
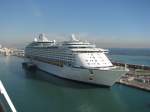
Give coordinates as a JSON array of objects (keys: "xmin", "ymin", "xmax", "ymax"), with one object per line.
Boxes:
[{"xmin": 25, "ymin": 34, "xmax": 128, "ymax": 86}]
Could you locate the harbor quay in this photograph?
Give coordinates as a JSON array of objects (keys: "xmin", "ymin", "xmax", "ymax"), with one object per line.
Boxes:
[
  {"xmin": 113, "ymin": 62, "xmax": 150, "ymax": 91},
  {"xmin": 0, "ymin": 46, "xmax": 24, "ymax": 57}
]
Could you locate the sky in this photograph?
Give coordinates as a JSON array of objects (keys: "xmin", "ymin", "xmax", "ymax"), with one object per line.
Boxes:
[{"xmin": 0, "ymin": 0, "xmax": 150, "ymax": 48}]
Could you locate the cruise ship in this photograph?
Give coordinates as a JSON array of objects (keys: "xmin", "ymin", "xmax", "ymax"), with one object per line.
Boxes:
[{"xmin": 25, "ymin": 34, "xmax": 128, "ymax": 87}]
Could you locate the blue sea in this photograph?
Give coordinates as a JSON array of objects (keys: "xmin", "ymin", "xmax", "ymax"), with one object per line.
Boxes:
[{"xmin": 108, "ymin": 48, "xmax": 150, "ymax": 66}]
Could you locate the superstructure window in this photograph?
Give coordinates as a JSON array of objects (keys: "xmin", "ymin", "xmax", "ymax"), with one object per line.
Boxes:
[
  {"xmin": 72, "ymin": 51, "xmax": 100, "ymax": 53},
  {"xmin": 27, "ymin": 42, "xmax": 57, "ymax": 48},
  {"xmin": 63, "ymin": 43, "xmax": 90, "ymax": 45},
  {"xmin": 68, "ymin": 47, "xmax": 87, "ymax": 48}
]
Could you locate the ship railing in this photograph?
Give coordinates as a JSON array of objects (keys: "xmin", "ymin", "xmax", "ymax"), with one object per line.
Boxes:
[{"xmin": 0, "ymin": 80, "xmax": 17, "ymax": 112}]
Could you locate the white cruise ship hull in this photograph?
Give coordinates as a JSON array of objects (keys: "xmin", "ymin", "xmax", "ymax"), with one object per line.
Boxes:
[{"xmin": 28, "ymin": 59, "xmax": 128, "ymax": 87}]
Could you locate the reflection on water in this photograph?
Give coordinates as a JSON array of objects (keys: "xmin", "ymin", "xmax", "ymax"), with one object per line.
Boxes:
[{"xmin": 23, "ymin": 68, "xmax": 105, "ymax": 89}]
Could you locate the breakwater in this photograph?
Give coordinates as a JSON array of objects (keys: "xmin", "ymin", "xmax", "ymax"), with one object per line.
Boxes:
[{"xmin": 113, "ymin": 62, "xmax": 150, "ymax": 70}]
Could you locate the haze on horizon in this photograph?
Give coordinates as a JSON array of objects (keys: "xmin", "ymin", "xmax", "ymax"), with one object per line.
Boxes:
[{"xmin": 0, "ymin": 0, "xmax": 150, "ymax": 48}]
